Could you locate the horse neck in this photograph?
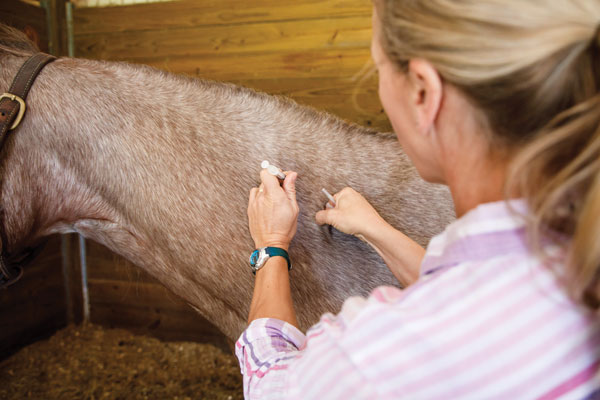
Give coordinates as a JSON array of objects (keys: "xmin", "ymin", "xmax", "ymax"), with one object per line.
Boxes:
[{"xmin": 1, "ymin": 56, "xmax": 200, "ymax": 264}]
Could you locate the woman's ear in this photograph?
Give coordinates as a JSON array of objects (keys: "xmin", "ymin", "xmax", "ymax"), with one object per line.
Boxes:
[{"xmin": 407, "ymin": 59, "xmax": 443, "ymax": 135}]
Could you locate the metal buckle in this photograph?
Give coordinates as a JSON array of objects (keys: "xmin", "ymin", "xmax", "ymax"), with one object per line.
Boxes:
[{"xmin": 0, "ymin": 92, "xmax": 27, "ymax": 131}]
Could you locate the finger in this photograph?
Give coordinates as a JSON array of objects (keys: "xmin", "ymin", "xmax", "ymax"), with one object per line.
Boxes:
[
  {"xmin": 248, "ymin": 187, "xmax": 258, "ymax": 214},
  {"xmin": 282, "ymin": 171, "xmax": 298, "ymax": 203},
  {"xmin": 249, "ymin": 187, "xmax": 258, "ymax": 203},
  {"xmin": 260, "ymin": 169, "xmax": 282, "ymax": 194},
  {"xmin": 315, "ymin": 208, "xmax": 336, "ymax": 226}
]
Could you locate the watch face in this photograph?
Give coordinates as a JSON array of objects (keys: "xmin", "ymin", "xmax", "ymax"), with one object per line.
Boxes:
[{"xmin": 249, "ymin": 250, "xmax": 260, "ymax": 266}]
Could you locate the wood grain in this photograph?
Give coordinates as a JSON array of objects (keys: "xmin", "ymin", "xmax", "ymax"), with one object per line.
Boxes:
[
  {"xmin": 0, "ymin": 235, "xmax": 67, "ymax": 360},
  {"xmin": 75, "ymin": 16, "xmax": 371, "ymax": 60},
  {"xmin": 73, "ymin": 0, "xmax": 372, "ymax": 34},
  {"xmin": 86, "ymin": 241, "xmax": 227, "ymax": 345},
  {"xmin": 71, "ymin": 0, "xmax": 391, "ymax": 132}
]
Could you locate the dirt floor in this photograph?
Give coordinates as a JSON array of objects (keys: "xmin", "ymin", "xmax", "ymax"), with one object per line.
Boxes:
[{"xmin": 0, "ymin": 323, "xmax": 243, "ymax": 400}]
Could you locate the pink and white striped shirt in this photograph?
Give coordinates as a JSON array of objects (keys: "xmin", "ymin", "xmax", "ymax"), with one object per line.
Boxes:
[{"xmin": 235, "ymin": 200, "xmax": 600, "ymax": 399}]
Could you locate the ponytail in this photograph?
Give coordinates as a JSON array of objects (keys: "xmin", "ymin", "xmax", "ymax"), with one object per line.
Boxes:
[
  {"xmin": 566, "ymin": 27, "xmax": 600, "ymax": 308},
  {"xmin": 508, "ymin": 22, "xmax": 600, "ymax": 309},
  {"xmin": 508, "ymin": 94, "xmax": 600, "ymax": 310}
]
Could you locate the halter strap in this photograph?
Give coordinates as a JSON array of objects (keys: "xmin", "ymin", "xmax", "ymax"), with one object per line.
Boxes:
[{"xmin": 0, "ymin": 53, "xmax": 56, "ymax": 288}]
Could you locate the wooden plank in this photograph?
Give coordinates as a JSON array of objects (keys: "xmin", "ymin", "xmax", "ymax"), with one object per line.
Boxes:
[
  {"xmin": 139, "ymin": 49, "xmax": 391, "ymax": 129},
  {"xmin": 70, "ymin": 0, "xmax": 387, "ymax": 130},
  {"xmin": 0, "ymin": 235, "xmax": 67, "ymax": 359},
  {"xmin": 88, "ymin": 279, "xmax": 196, "ymax": 311},
  {"xmin": 73, "ymin": 0, "xmax": 372, "ymax": 35},
  {"xmin": 139, "ymin": 47, "xmax": 373, "ymax": 80},
  {"xmin": 74, "ymin": 16, "xmax": 371, "ymax": 60},
  {"xmin": 90, "ymin": 302, "xmax": 228, "ymax": 346},
  {"xmin": 86, "ymin": 243, "xmax": 228, "ymax": 346},
  {"xmin": 230, "ymin": 76, "xmax": 389, "ymax": 130},
  {"xmin": 235, "ymin": 75, "xmax": 379, "ymax": 97},
  {"xmin": 86, "ymin": 241, "xmax": 156, "ymax": 283}
]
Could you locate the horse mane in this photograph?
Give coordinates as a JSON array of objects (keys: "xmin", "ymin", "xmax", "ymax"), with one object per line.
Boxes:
[{"xmin": 0, "ymin": 23, "xmax": 38, "ymax": 57}]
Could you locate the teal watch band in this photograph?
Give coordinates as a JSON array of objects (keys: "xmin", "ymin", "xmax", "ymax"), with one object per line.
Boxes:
[
  {"xmin": 265, "ymin": 247, "xmax": 291, "ymax": 269},
  {"xmin": 249, "ymin": 247, "xmax": 292, "ymax": 275}
]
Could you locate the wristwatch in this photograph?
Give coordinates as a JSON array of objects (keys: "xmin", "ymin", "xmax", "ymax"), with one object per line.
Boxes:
[{"xmin": 249, "ymin": 247, "xmax": 292, "ymax": 275}]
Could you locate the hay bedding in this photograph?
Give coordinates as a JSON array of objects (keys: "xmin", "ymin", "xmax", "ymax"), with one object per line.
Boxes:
[{"xmin": 0, "ymin": 323, "xmax": 243, "ymax": 399}]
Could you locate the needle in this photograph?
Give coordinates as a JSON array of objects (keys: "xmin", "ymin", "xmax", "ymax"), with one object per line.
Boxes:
[{"xmin": 321, "ymin": 188, "xmax": 337, "ymax": 208}]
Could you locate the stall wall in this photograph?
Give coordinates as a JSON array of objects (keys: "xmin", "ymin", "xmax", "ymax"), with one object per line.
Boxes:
[
  {"xmin": 69, "ymin": 0, "xmax": 387, "ymax": 343},
  {"xmin": 0, "ymin": 235, "xmax": 69, "ymax": 360},
  {"xmin": 73, "ymin": 0, "xmax": 387, "ymax": 130}
]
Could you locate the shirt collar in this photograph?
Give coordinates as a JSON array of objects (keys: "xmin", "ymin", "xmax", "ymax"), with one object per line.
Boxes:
[{"xmin": 420, "ymin": 199, "xmax": 530, "ymax": 276}]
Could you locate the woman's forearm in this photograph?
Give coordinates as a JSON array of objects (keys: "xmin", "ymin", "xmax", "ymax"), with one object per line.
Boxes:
[
  {"xmin": 360, "ymin": 219, "xmax": 424, "ymax": 287},
  {"xmin": 247, "ymin": 256, "xmax": 298, "ymax": 327}
]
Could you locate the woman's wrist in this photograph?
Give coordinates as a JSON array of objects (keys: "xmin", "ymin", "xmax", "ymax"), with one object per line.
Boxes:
[
  {"xmin": 255, "ymin": 255, "xmax": 290, "ymax": 276},
  {"xmin": 249, "ymin": 256, "xmax": 298, "ymax": 326},
  {"xmin": 359, "ymin": 214, "xmax": 390, "ymax": 244},
  {"xmin": 359, "ymin": 217, "xmax": 424, "ymax": 286},
  {"xmin": 253, "ymin": 241, "xmax": 290, "ymax": 251}
]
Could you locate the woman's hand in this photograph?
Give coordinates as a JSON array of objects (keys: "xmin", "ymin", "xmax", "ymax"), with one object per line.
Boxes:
[
  {"xmin": 315, "ymin": 187, "xmax": 384, "ymax": 238},
  {"xmin": 248, "ymin": 169, "xmax": 299, "ymax": 250},
  {"xmin": 315, "ymin": 186, "xmax": 424, "ymax": 287},
  {"xmin": 247, "ymin": 169, "xmax": 299, "ymax": 327}
]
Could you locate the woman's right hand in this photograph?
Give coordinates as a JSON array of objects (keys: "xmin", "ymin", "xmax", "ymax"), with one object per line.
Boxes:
[{"xmin": 315, "ymin": 187, "xmax": 384, "ymax": 239}]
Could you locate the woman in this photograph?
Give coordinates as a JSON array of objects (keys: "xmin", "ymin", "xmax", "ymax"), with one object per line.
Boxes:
[{"xmin": 237, "ymin": 0, "xmax": 600, "ymax": 398}]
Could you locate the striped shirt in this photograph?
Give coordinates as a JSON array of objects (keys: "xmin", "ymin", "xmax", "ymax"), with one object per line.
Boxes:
[{"xmin": 235, "ymin": 200, "xmax": 600, "ymax": 399}]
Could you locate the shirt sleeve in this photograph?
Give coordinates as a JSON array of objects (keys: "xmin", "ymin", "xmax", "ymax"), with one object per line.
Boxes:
[
  {"xmin": 235, "ymin": 291, "xmax": 396, "ymax": 399},
  {"xmin": 235, "ymin": 318, "xmax": 306, "ymax": 399}
]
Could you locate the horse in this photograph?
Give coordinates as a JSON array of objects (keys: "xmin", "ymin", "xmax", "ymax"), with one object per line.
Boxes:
[{"xmin": 0, "ymin": 24, "xmax": 454, "ymax": 340}]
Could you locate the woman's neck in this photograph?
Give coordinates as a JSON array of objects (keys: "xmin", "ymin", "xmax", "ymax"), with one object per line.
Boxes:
[
  {"xmin": 452, "ymin": 162, "xmax": 508, "ymax": 217},
  {"xmin": 444, "ymin": 144, "xmax": 512, "ymax": 218}
]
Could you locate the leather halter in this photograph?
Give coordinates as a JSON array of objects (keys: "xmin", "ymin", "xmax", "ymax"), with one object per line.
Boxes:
[{"xmin": 0, "ymin": 52, "xmax": 56, "ymax": 288}]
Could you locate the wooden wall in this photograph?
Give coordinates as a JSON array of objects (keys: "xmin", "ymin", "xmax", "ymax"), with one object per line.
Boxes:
[
  {"xmin": 0, "ymin": 236, "xmax": 68, "ymax": 359},
  {"xmin": 86, "ymin": 241, "xmax": 230, "ymax": 348},
  {"xmin": 69, "ymin": 0, "xmax": 388, "ymax": 344},
  {"xmin": 73, "ymin": 0, "xmax": 388, "ymax": 130}
]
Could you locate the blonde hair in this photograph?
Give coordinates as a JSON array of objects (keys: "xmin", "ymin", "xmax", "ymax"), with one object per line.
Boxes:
[{"xmin": 375, "ymin": 0, "xmax": 600, "ymax": 309}]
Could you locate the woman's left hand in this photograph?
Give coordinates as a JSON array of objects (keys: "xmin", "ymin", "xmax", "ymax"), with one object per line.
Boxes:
[{"xmin": 248, "ymin": 169, "xmax": 299, "ymax": 250}]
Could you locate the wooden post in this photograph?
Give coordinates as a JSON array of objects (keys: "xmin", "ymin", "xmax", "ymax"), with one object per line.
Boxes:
[{"xmin": 41, "ymin": 0, "xmax": 68, "ymax": 56}]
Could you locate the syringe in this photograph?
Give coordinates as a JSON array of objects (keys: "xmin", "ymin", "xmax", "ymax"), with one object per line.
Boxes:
[{"xmin": 261, "ymin": 160, "xmax": 286, "ymax": 180}]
